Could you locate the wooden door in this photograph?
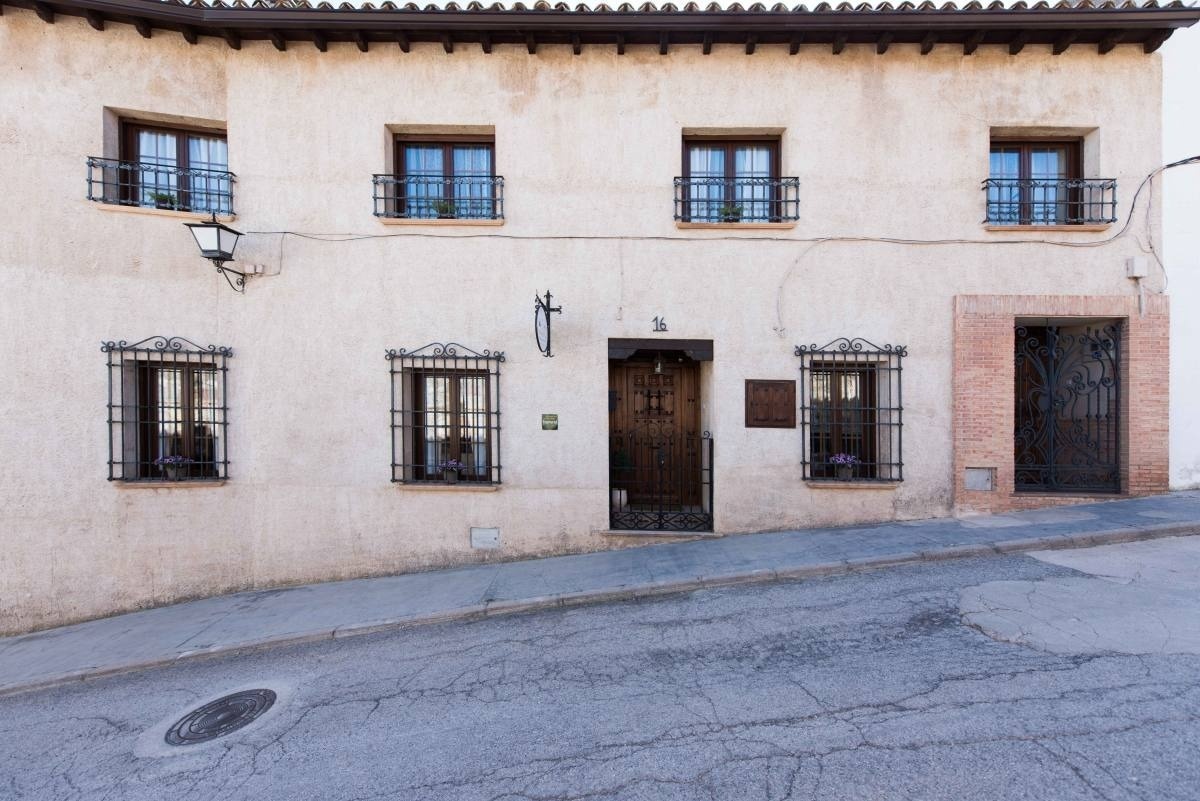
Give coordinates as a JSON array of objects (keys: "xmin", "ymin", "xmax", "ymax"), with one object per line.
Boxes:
[{"xmin": 609, "ymin": 359, "xmax": 701, "ymax": 508}]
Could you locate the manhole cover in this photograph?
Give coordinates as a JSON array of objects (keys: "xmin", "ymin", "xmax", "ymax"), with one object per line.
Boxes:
[{"xmin": 165, "ymin": 689, "xmax": 276, "ymax": 746}]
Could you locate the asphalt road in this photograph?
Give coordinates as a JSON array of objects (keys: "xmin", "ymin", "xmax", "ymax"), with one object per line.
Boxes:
[{"xmin": 2, "ymin": 548, "xmax": 1198, "ymax": 801}]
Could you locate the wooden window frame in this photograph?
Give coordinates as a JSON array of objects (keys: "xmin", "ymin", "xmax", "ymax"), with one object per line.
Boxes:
[
  {"xmin": 119, "ymin": 119, "xmax": 229, "ymax": 211},
  {"xmin": 988, "ymin": 137, "xmax": 1083, "ymax": 225},
  {"xmin": 410, "ymin": 368, "xmax": 493, "ymax": 483},
  {"xmin": 393, "ymin": 135, "xmax": 497, "ymax": 220},
  {"xmin": 809, "ymin": 363, "xmax": 879, "ymax": 480},
  {"xmin": 744, "ymin": 379, "xmax": 797, "ymax": 429},
  {"xmin": 136, "ymin": 361, "xmax": 221, "ymax": 480},
  {"xmin": 681, "ymin": 136, "xmax": 782, "ymax": 183},
  {"xmin": 681, "ymin": 136, "xmax": 782, "ymax": 222}
]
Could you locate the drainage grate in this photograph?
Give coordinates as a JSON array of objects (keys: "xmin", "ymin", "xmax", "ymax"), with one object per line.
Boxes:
[{"xmin": 165, "ymin": 689, "xmax": 277, "ymax": 746}]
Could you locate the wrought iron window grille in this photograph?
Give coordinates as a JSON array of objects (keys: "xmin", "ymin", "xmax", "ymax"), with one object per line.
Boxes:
[
  {"xmin": 373, "ymin": 175, "xmax": 505, "ymax": 220},
  {"xmin": 795, "ymin": 338, "xmax": 905, "ymax": 482},
  {"xmin": 387, "ymin": 343, "xmax": 504, "ymax": 484},
  {"xmin": 87, "ymin": 157, "xmax": 236, "ymax": 215},
  {"xmin": 1014, "ymin": 322, "xmax": 1122, "ymax": 493},
  {"xmin": 982, "ymin": 177, "xmax": 1117, "ymax": 226},
  {"xmin": 102, "ymin": 336, "xmax": 232, "ymax": 482},
  {"xmin": 673, "ymin": 176, "xmax": 800, "ymax": 223}
]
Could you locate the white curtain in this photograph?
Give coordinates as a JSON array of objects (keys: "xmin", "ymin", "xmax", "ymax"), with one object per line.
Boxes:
[
  {"xmin": 187, "ymin": 135, "xmax": 230, "ymax": 214},
  {"xmin": 137, "ymin": 131, "xmax": 178, "ymax": 207},
  {"xmin": 404, "ymin": 146, "xmax": 444, "ymax": 218},
  {"xmin": 452, "ymin": 146, "xmax": 493, "ymax": 219}
]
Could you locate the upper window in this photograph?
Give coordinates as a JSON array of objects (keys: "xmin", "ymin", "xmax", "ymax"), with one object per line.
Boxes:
[
  {"xmin": 984, "ymin": 138, "xmax": 1115, "ymax": 226},
  {"xmin": 675, "ymin": 138, "xmax": 799, "ymax": 223},
  {"xmin": 103, "ymin": 336, "xmax": 231, "ymax": 482},
  {"xmin": 86, "ymin": 121, "xmax": 234, "ymax": 215},
  {"xmin": 374, "ymin": 136, "xmax": 503, "ymax": 220},
  {"xmin": 388, "ymin": 342, "xmax": 503, "ymax": 484},
  {"xmin": 796, "ymin": 338, "xmax": 904, "ymax": 482}
]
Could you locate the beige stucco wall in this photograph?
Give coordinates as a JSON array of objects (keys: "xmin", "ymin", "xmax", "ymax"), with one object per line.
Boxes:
[{"xmin": 0, "ymin": 9, "xmax": 1166, "ymax": 633}]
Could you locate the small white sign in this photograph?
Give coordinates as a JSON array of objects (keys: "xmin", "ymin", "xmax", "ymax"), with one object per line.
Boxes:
[{"xmin": 470, "ymin": 527, "xmax": 501, "ymax": 550}]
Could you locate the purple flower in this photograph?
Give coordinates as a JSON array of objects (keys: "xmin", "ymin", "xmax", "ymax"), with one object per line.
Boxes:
[
  {"xmin": 154, "ymin": 455, "xmax": 194, "ymax": 466},
  {"xmin": 829, "ymin": 453, "xmax": 859, "ymax": 466}
]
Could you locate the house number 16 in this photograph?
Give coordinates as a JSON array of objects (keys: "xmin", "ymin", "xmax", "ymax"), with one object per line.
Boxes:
[{"xmin": 652, "ymin": 316, "xmax": 668, "ymax": 332}]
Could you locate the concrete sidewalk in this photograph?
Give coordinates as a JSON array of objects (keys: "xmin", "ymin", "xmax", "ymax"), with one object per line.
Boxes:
[{"xmin": 3, "ymin": 491, "xmax": 1199, "ymax": 697}]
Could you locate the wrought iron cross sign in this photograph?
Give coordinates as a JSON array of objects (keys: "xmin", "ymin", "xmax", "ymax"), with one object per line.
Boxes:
[{"xmin": 534, "ymin": 290, "xmax": 562, "ymax": 357}]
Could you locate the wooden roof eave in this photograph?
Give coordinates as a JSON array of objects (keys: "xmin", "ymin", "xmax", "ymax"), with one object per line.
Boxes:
[{"xmin": 4, "ymin": 0, "xmax": 1197, "ymax": 52}]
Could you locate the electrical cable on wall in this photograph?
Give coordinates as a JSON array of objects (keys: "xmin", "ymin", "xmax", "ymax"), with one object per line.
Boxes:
[{"xmin": 246, "ymin": 155, "xmax": 1199, "ymax": 333}]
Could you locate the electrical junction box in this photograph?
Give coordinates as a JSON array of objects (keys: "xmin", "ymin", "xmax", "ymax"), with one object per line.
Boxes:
[
  {"xmin": 1126, "ymin": 257, "xmax": 1149, "ymax": 279},
  {"xmin": 964, "ymin": 467, "xmax": 996, "ymax": 492},
  {"xmin": 470, "ymin": 527, "xmax": 501, "ymax": 550}
]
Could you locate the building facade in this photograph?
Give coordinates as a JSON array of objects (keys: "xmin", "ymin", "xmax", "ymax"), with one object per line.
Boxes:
[{"xmin": 1, "ymin": 0, "xmax": 1196, "ymax": 634}]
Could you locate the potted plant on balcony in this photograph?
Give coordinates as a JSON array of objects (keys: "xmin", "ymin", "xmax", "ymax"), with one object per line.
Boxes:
[
  {"xmin": 432, "ymin": 200, "xmax": 457, "ymax": 219},
  {"xmin": 154, "ymin": 454, "xmax": 193, "ymax": 481},
  {"xmin": 149, "ymin": 191, "xmax": 178, "ymax": 210},
  {"xmin": 439, "ymin": 459, "xmax": 465, "ymax": 484},
  {"xmin": 717, "ymin": 204, "xmax": 744, "ymax": 223},
  {"xmin": 829, "ymin": 453, "xmax": 859, "ymax": 481}
]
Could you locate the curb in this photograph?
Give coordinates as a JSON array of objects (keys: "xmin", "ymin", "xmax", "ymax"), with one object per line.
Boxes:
[{"xmin": 1, "ymin": 520, "xmax": 1195, "ymax": 699}]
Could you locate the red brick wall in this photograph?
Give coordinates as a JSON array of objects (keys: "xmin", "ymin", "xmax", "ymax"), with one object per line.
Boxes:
[{"xmin": 953, "ymin": 294, "xmax": 1169, "ymax": 514}]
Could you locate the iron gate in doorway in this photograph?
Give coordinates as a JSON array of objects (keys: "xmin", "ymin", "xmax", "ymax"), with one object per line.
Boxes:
[
  {"xmin": 1014, "ymin": 321, "xmax": 1122, "ymax": 493},
  {"xmin": 609, "ymin": 424, "xmax": 714, "ymax": 532}
]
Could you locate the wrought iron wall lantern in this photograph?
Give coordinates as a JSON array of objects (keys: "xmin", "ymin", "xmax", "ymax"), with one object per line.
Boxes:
[
  {"xmin": 184, "ymin": 213, "xmax": 247, "ymax": 293},
  {"xmin": 534, "ymin": 290, "xmax": 562, "ymax": 357}
]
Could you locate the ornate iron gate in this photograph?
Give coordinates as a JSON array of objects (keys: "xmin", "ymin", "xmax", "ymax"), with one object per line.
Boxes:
[
  {"xmin": 609, "ymin": 423, "xmax": 713, "ymax": 532},
  {"xmin": 1014, "ymin": 322, "xmax": 1121, "ymax": 493}
]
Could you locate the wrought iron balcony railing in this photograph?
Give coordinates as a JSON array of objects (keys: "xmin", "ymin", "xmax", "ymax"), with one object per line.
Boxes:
[
  {"xmin": 673, "ymin": 176, "xmax": 800, "ymax": 223},
  {"xmin": 983, "ymin": 177, "xmax": 1117, "ymax": 226},
  {"xmin": 373, "ymin": 174, "xmax": 505, "ymax": 220},
  {"xmin": 86, "ymin": 157, "xmax": 235, "ymax": 215}
]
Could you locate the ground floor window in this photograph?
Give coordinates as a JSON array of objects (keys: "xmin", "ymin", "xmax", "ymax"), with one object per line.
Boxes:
[
  {"xmin": 103, "ymin": 336, "xmax": 231, "ymax": 481},
  {"xmin": 388, "ymin": 342, "xmax": 503, "ymax": 484},
  {"xmin": 1014, "ymin": 321, "xmax": 1122, "ymax": 493},
  {"xmin": 796, "ymin": 338, "xmax": 904, "ymax": 481}
]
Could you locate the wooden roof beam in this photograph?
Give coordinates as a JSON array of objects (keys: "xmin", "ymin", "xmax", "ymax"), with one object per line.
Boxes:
[
  {"xmin": 1098, "ymin": 31, "xmax": 1123, "ymax": 54},
  {"xmin": 745, "ymin": 34, "xmax": 757, "ymax": 55},
  {"xmin": 701, "ymin": 32, "xmax": 711, "ymax": 54},
  {"xmin": 571, "ymin": 33, "xmax": 581, "ymax": 55},
  {"xmin": 831, "ymin": 32, "xmax": 846, "ymax": 55},
  {"xmin": 85, "ymin": 9, "xmax": 104, "ymax": 30},
  {"xmin": 180, "ymin": 24, "xmax": 197, "ymax": 45},
  {"xmin": 1052, "ymin": 30, "xmax": 1076, "ymax": 54},
  {"xmin": 33, "ymin": 2, "xmax": 53, "ymax": 23},
  {"xmin": 1143, "ymin": 29, "xmax": 1172, "ymax": 53},
  {"xmin": 963, "ymin": 29, "xmax": 985, "ymax": 55},
  {"xmin": 480, "ymin": 32, "xmax": 491, "ymax": 53},
  {"xmin": 269, "ymin": 30, "xmax": 286, "ymax": 51},
  {"xmin": 439, "ymin": 33, "xmax": 452, "ymax": 53},
  {"xmin": 356, "ymin": 30, "xmax": 370, "ymax": 52},
  {"xmin": 616, "ymin": 33, "xmax": 625, "ymax": 55},
  {"xmin": 133, "ymin": 17, "xmax": 151, "ymax": 38},
  {"xmin": 396, "ymin": 31, "xmax": 410, "ymax": 52},
  {"xmin": 920, "ymin": 31, "xmax": 937, "ymax": 54},
  {"xmin": 1008, "ymin": 29, "xmax": 1031, "ymax": 55},
  {"xmin": 789, "ymin": 34, "xmax": 802, "ymax": 55},
  {"xmin": 221, "ymin": 28, "xmax": 240, "ymax": 50},
  {"xmin": 659, "ymin": 31, "xmax": 668, "ymax": 55},
  {"xmin": 525, "ymin": 32, "xmax": 537, "ymax": 54},
  {"xmin": 312, "ymin": 31, "xmax": 327, "ymax": 51},
  {"xmin": 876, "ymin": 31, "xmax": 892, "ymax": 55}
]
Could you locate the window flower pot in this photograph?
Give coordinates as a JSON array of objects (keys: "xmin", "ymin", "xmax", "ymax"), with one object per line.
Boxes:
[
  {"xmin": 442, "ymin": 470, "xmax": 460, "ymax": 484},
  {"xmin": 836, "ymin": 466, "xmax": 853, "ymax": 481},
  {"xmin": 164, "ymin": 466, "xmax": 184, "ymax": 481}
]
